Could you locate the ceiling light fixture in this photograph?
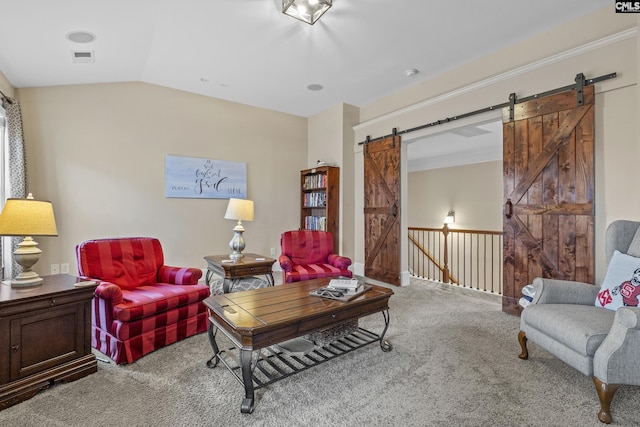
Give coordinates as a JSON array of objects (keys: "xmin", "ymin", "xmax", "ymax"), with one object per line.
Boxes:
[
  {"xmin": 405, "ymin": 69, "xmax": 419, "ymax": 77},
  {"xmin": 307, "ymin": 84, "xmax": 324, "ymax": 91},
  {"xmin": 283, "ymin": 0, "xmax": 332, "ymax": 25},
  {"xmin": 444, "ymin": 211, "xmax": 455, "ymax": 225}
]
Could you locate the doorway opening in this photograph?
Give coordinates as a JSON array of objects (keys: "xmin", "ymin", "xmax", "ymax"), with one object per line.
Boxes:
[{"xmin": 406, "ymin": 117, "xmax": 504, "ymax": 295}]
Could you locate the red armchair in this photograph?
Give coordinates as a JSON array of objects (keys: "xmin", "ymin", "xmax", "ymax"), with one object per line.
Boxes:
[
  {"xmin": 279, "ymin": 230, "xmax": 352, "ymax": 283},
  {"xmin": 76, "ymin": 237, "xmax": 209, "ymax": 364}
]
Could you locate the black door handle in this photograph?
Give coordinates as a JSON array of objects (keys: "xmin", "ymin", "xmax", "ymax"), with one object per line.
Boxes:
[{"xmin": 505, "ymin": 199, "xmax": 513, "ymax": 219}]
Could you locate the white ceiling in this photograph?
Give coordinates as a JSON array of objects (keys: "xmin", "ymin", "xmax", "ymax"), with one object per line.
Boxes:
[
  {"xmin": 0, "ymin": 0, "xmax": 610, "ymax": 166},
  {"xmin": 407, "ymin": 119, "xmax": 504, "ymax": 172}
]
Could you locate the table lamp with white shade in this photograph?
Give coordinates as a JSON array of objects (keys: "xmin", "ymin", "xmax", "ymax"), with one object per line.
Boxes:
[
  {"xmin": 224, "ymin": 198, "xmax": 254, "ymax": 261},
  {"xmin": 0, "ymin": 193, "xmax": 58, "ymax": 287}
]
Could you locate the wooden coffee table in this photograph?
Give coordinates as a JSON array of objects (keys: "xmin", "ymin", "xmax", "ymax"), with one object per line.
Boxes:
[{"xmin": 203, "ymin": 278, "xmax": 393, "ymax": 413}]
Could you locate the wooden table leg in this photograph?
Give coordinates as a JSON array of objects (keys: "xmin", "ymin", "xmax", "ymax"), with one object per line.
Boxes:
[{"xmin": 240, "ymin": 348, "xmax": 255, "ymax": 413}]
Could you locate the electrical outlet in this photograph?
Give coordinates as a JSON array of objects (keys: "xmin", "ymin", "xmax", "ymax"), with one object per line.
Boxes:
[
  {"xmin": 61, "ymin": 263, "xmax": 70, "ymax": 274},
  {"xmin": 270, "ymin": 247, "xmax": 276, "ymax": 256},
  {"xmin": 51, "ymin": 264, "xmax": 60, "ymax": 275}
]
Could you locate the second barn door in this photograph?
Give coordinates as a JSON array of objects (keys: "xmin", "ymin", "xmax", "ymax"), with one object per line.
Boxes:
[{"xmin": 502, "ymin": 84, "xmax": 595, "ymax": 315}]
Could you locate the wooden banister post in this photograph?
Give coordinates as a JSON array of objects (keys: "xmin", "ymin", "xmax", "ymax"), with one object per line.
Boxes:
[{"xmin": 443, "ymin": 224, "xmax": 450, "ymax": 283}]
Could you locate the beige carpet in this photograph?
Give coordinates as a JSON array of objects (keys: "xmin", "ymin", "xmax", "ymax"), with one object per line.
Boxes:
[{"xmin": 2, "ymin": 280, "xmax": 639, "ymax": 427}]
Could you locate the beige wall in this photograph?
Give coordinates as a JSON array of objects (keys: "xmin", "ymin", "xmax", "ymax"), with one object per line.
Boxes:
[
  {"xmin": 307, "ymin": 103, "xmax": 359, "ymax": 258},
  {"xmin": 16, "ymin": 82, "xmax": 307, "ymax": 277},
  {"xmin": 350, "ymin": 7, "xmax": 639, "ymax": 284},
  {"xmin": 340, "ymin": 104, "xmax": 359, "ymax": 261},
  {"xmin": 408, "ymin": 161, "xmax": 503, "ymax": 231},
  {"xmin": 308, "ymin": 105, "xmax": 343, "ymax": 167}
]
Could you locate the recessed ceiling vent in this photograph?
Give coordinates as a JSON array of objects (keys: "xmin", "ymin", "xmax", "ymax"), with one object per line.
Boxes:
[
  {"xmin": 451, "ymin": 125, "xmax": 491, "ymax": 138},
  {"xmin": 71, "ymin": 51, "xmax": 95, "ymax": 64}
]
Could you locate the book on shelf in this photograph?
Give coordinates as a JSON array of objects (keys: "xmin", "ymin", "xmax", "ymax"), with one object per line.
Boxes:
[
  {"xmin": 304, "ymin": 216, "xmax": 327, "ymax": 231},
  {"xmin": 303, "ymin": 192, "xmax": 327, "ymax": 208},
  {"xmin": 303, "ymin": 173, "xmax": 327, "ymax": 190}
]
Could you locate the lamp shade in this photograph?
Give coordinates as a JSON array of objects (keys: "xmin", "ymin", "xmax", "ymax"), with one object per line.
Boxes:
[
  {"xmin": 0, "ymin": 196, "xmax": 58, "ymax": 236},
  {"xmin": 224, "ymin": 198, "xmax": 254, "ymax": 222}
]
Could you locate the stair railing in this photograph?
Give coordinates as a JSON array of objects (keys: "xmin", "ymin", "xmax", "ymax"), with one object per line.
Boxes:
[{"xmin": 408, "ymin": 226, "xmax": 503, "ymax": 294}]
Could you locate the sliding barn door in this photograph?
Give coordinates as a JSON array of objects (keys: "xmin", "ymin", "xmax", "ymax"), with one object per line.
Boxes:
[
  {"xmin": 364, "ymin": 135, "xmax": 401, "ymax": 285},
  {"xmin": 502, "ymin": 85, "xmax": 595, "ymax": 315}
]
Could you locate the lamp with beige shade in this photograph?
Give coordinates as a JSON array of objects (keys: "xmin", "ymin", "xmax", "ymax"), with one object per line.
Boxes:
[
  {"xmin": 0, "ymin": 193, "xmax": 58, "ymax": 287},
  {"xmin": 224, "ymin": 198, "xmax": 254, "ymax": 261}
]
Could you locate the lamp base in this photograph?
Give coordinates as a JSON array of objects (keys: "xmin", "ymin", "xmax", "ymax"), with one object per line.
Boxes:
[
  {"xmin": 228, "ymin": 224, "xmax": 246, "ymax": 261},
  {"xmin": 229, "ymin": 251, "xmax": 245, "ymax": 261},
  {"xmin": 10, "ymin": 236, "xmax": 45, "ymax": 288},
  {"xmin": 10, "ymin": 272, "xmax": 44, "ymax": 288}
]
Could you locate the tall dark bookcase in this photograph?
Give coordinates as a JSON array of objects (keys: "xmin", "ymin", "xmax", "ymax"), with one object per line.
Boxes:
[{"xmin": 300, "ymin": 166, "xmax": 340, "ymax": 250}]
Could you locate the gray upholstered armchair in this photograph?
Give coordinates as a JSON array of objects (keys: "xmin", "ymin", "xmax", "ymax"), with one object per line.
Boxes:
[{"xmin": 518, "ymin": 220, "xmax": 640, "ymax": 424}]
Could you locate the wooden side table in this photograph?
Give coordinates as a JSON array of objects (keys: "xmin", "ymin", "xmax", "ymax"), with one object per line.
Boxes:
[
  {"xmin": 204, "ymin": 253, "xmax": 276, "ymax": 293},
  {"xmin": 0, "ymin": 274, "xmax": 98, "ymax": 410}
]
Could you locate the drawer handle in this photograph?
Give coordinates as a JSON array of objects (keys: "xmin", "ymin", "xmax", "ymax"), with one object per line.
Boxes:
[
  {"xmin": 11, "ymin": 345, "xmax": 19, "ymax": 352},
  {"xmin": 50, "ymin": 298, "xmax": 56, "ymax": 306},
  {"xmin": 331, "ymin": 313, "xmax": 336, "ymax": 319}
]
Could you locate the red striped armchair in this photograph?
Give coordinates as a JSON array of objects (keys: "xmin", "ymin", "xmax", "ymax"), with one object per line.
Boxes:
[
  {"xmin": 76, "ymin": 237, "xmax": 209, "ymax": 364},
  {"xmin": 279, "ymin": 230, "xmax": 352, "ymax": 284}
]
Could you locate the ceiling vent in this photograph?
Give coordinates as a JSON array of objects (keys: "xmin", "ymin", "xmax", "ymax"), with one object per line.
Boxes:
[
  {"xmin": 450, "ymin": 125, "xmax": 491, "ymax": 138},
  {"xmin": 71, "ymin": 51, "xmax": 95, "ymax": 63}
]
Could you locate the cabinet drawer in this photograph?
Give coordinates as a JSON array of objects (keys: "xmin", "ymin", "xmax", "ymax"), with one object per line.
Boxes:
[
  {"xmin": 0, "ymin": 288, "xmax": 94, "ymax": 317},
  {"xmin": 297, "ymin": 310, "xmax": 355, "ymax": 334},
  {"xmin": 298, "ymin": 298, "xmax": 389, "ymax": 333},
  {"xmin": 229, "ymin": 266, "xmax": 270, "ymax": 277}
]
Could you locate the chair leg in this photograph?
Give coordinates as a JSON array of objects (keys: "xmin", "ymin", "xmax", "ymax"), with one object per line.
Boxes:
[
  {"xmin": 593, "ymin": 377, "xmax": 619, "ymax": 424},
  {"xmin": 517, "ymin": 330, "xmax": 528, "ymax": 360}
]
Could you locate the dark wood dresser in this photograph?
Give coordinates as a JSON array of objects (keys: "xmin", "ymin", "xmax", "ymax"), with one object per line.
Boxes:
[{"xmin": 0, "ymin": 274, "xmax": 98, "ymax": 410}]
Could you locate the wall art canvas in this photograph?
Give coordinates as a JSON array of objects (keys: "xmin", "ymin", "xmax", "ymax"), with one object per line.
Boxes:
[{"xmin": 165, "ymin": 154, "xmax": 247, "ymax": 199}]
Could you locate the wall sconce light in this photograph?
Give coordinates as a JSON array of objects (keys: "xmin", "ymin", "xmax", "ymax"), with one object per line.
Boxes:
[
  {"xmin": 0, "ymin": 193, "xmax": 58, "ymax": 287},
  {"xmin": 444, "ymin": 210, "xmax": 455, "ymax": 225},
  {"xmin": 283, "ymin": 0, "xmax": 332, "ymax": 25},
  {"xmin": 224, "ymin": 198, "xmax": 254, "ymax": 261}
]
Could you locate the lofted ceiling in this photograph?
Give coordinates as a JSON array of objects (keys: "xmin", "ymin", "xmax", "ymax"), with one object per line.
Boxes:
[{"xmin": 0, "ymin": 1, "xmax": 610, "ymax": 166}]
